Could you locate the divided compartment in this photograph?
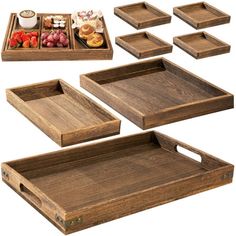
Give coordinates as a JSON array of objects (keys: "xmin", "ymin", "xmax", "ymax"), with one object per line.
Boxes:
[
  {"xmin": 116, "ymin": 31, "xmax": 172, "ymax": 59},
  {"xmin": 173, "ymin": 2, "xmax": 230, "ymax": 29},
  {"xmin": 14, "ymin": 15, "xmax": 42, "ymax": 30},
  {"xmin": 41, "ymin": 14, "xmax": 69, "ymax": 30},
  {"xmin": 80, "ymin": 58, "xmax": 234, "ymax": 129},
  {"xmin": 1, "ymin": 131, "xmax": 234, "ymax": 234},
  {"xmin": 174, "ymin": 31, "xmax": 231, "ymax": 59},
  {"xmin": 114, "ymin": 2, "xmax": 171, "ymax": 29},
  {"xmin": 6, "ymin": 79, "xmax": 120, "ymax": 146}
]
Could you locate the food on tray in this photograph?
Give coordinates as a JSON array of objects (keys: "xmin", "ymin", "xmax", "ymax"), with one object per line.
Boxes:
[
  {"xmin": 87, "ymin": 33, "xmax": 104, "ymax": 48},
  {"xmin": 18, "ymin": 10, "xmax": 37, "ymax": 29},
  {"xmin": 9, "ymin": 30, "xmax": 38, "ymax": 49},
  {"xmin": 71, "ymin": 10, "xmax": 104, "ymax": 33},
  {"xmin": 41, "ymin": 30, "xmax": 69, "ymax": 48},
  {"xmin": 79, "ymin": 24, "xmax": 95, "ymax": 39},
  {"xmin": 44, "ymin": 15, "xmax": 66, "ymax": 29}
]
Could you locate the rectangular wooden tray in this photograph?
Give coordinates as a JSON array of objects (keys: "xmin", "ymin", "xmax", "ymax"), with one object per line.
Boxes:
[
  {"xmin": 114, "ymin": 2, "xmax": 171, "ymax": 29},
  {"xmin": 2, "ymin": 13, "xmax": 113, "ymax": 61},
  {"xmin": 2, "ymin": 131, "xmax": 234, "ymax": 234},
  {"xmin": 173, "ymin": 2, "xmax": 230, "ymax": 29},
  {"xmin": 116, "ymin": 31, "xmax": 172, "ymax": 59},
  {"xmin": 174, "ymin": 31, "xmax": 230, "ymax": 59},
  {"xmin": 6, "ymin": 79, "xmax": 120, "ymax": 147},
  {"xmin": 80, "ymin": 58, "xmax": 234, "ymax": 129}
]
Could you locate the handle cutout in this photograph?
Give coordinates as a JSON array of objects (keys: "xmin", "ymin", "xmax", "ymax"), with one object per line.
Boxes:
[
  {"xmin": 20, "ymin": 184, "xmax": 42, "ymax": 207},
  {"xmin": 176, "ymin": 145, "xmax": 201, "ymax": 163}
]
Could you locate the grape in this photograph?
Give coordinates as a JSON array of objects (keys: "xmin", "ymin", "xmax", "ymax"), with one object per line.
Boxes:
[{"xmin": 47, "ymin": 42, "xmax": 54, "ymax": 47}]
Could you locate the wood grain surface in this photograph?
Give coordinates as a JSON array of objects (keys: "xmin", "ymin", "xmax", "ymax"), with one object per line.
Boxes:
[
  {"xmin": 1, "ymin": 131, "xmax": 234, "ymax": 234},
  {"xmin": 81, "ymin": 58, "xmax": 234, "ymax": 129},
  {"xmin": 173, "ymin": 2, "xmax": 230, "ymax": 29},
  {"xmin": 6, "ymin": 79, "xmax": 120, "ymax": 146}
]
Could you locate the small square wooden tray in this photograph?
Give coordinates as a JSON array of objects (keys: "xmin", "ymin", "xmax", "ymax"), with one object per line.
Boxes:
[
  {"xmin": 173, "ymin": 2, "xmax": 230, "ymax": 29},
  {"xmin": 114, "ymin": 2, "xmax": 171, "ymax": 29},
  {"xmin": 116, "ymin": 32, "xmax": 172, "ymax": 59},
  {"xmin": 80, "ymin": 58, "xmax": 234, "ymax": 129},
  {"xmin": 174, "ymin": 31, "xmax": 231, "ymax": 59},
  {"xmin": 2, "ymin": 13, "xmax": 113, "ymax": 61},
  {"xmin": 2, "ymin": 131, "xmax": 234, "ymax": 234},
  {"xmin": 6, "ymin": 79, "xmax": 120, "ymax": 147}
]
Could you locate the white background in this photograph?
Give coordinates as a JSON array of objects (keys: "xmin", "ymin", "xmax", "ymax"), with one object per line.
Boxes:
[{"xmin": 0, "ymin": 0, "xmax": 235, "ymax": 235}]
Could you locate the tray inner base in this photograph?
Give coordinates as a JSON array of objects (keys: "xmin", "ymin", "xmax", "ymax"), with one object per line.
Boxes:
[{"xmin": 22, "ymin": 142, "xmax": 206, "ymax": 211}]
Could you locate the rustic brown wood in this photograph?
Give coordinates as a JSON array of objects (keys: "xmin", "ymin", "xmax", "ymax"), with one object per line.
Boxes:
[
  {"xmin": 1, "ymin": 131, "xmax": 234, "ymax": 234},
  {"xmin": 116, "ymin": 31, "xmax": 172, "ymax": 59},
  {"xmin": 80, "ymin": 58, "xmax": 234, "ymax": 129},
  {"xmin": 1, "ymin": 13, "xmax": 113, "ymax": 61},
  {"xmin": 173, "ymin": 31, "xmax": 230, "ymax": 59},
  {"xmin": 114, "ymin": 2, "xmax": 171, "ymax": 29},
  {"xmin": 6, "ymin": 79, "xmax": 120, "ymax": 147},
  {"xmin": 173, "ymin": 2, "xmax": 230, "ymax": 29}
]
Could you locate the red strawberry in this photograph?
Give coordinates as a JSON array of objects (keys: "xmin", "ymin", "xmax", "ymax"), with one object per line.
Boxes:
[
  {"xmin": 31, "ymin": 31, "xmax": 38, "ymax": 37},
  {"xmin": 22, "ymin": 34, "xmax": 31, "ymax": 42},
  {"xmin": 30, "ymin": 36, "xmax": 38, "ymax": 48},
  {"xmin": 22, "ymin": 40, "xmax": 30, "ymax": 48},
  {"xmin": 12, "ymin": 30, "xmax": 24, "ymax": 38},
  {"xmin": 13, "ymin": 34, "xmax": 22, "ymax": 44},
  {"xmin": 26, "ymin": 32, "xmax": 32, "ymax": 38},
  {"xmin": 9, "ymin": 38, "xmax": 18, "ymax": 48}
]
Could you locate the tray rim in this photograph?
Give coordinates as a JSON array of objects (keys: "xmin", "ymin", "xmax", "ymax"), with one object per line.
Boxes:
[
  {"xmin": 173, "ymin": 31, "xmax": 231, "ymax": 59},
  {"xmin": 80, "ymin": 57, "xmax": 234, "ymax": 129},
  {"xmin": 6, "ymin": 79, "xmax": 121, "ymax": 147},
  {"xmin": 1, "ymin": 130, "xmax": 234, "ymax": 234},
  {"xmin": 1, "ymin": 13, "xmax": 113, "ymax": 61},
  {"xmin": 115, "ymin": 31, "xmax": 173, "ymax": 59},
  {"xmin": 114, "ymin": 1, "xmax": 171, "ymax": 29},
  {"xmin": 173, "ymin": 2, "xmax": 231, "ymax": 29}
]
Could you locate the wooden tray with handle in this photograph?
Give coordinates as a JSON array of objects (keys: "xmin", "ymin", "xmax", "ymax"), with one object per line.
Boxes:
[
  {"xmin": 1, "ymin": 131, "xmax": 234, "ymax": 234},
  {"xmin": 1, "ymin": 13, "xmax": 113, "ymax": 61}
]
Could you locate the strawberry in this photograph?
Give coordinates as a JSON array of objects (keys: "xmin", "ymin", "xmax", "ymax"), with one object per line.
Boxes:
[
  {"xmin": 9, "ymin": 38, "xmax": 18, "ymax": 48},
  {"xmin": 22, "ymin": 40, "xmax": 30, "ymax": 48},
  {"xmin": 31, "ymin": 31, "xmax": 38, "ymax": 37},
  {"xmin": 22, "ymin": 34, "xmax": 31, "ymax": 42},
  {"xmin": 13, "ymin": 34, "xmax": 22, "ymax": 44},
  {"xmin": 30, "ymin": 36, "xmax": 38, "ymax": 48},
  {"xmin": 26, "ymin": 32, "xmax": 32, "ymax": 38},
  {"xmin": 12, "ymin": 30, "xmax": 24, "ymax": 38}
]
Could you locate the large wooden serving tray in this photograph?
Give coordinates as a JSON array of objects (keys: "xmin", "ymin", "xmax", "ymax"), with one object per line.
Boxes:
[
  {"xmin": 80, "ymin": 58, "xmax": 234, "ymax": 129},
  {"xmin": 174, "ymin": 31, "xmax": 230, "ymax": 59},
  {"xmin": 2, "ymin": 131, "xmax": 234, "ymax": 234},
  {"xmin": 173, "ymin": 2, "xmax": 230, "ymax": 29},
  {"xmin": 116, "ymin": 31, "xmax": 172, "ymax": 59},
  {"xmin": 114, "ymin": 2, "xmax": 171, "ymax": 29},
  {"xmin": 6, "ymin": 79, "xmax": 120, "ymax": 147},
  {"xmin": 2, "ymin": 13, "xmax": 113, "ymax": 61}
]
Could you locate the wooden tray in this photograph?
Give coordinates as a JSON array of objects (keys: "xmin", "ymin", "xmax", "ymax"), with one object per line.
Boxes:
[
  {"xmin": 116, "ymin": 32, "xmax": 172, "ymax": 59},
  {"xmin": 80, "ymin": 58, "xmax": 234, "ymax": 129},
  {"xmin": 6, "ymin": 79, "xmax": 120, "ymax": 147},
  {"xmin": 174, "ymin": 31, "xmax": 230, "ymax": 59},
  {"xmin": 114, "ymin": 2, "xmax": 171, "ymax": 29},
  {"xmin": 2, "ymin": 131, "xmax": 234, "ymax": 234},
  {"xmin": 2, "ymin": 13, "xmax": 113, "ymax": 61},
  {"xmin": 173, "ymin": 2, "xmax": 230, "ymax": 29}
]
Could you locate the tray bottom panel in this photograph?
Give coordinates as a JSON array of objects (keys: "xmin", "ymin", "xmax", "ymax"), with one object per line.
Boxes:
[
  {"xmin": 100, "ymin": 69, "xmax": 216, "ymax": 115},
  {"xmin": 26, "ymin": 94, "xmax": 111, "ymax": 133},
  {"xmin": 24, "ymin": 142, "xmax": 206, "ymax": 212}
]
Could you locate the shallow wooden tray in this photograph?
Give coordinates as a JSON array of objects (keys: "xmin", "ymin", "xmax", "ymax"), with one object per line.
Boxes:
[
  {"xmin": 114, "ymin": 2, "xmax": 171, "ymax": 29},
  {"xmin": 174, "ymin": 31, "xmax": 230, "ymax": 59},
  {"xmin": 2, "ymin": 13, "xmax": 113, "ymax": 61},
  {"xmin": 80, "ymin": 58, "xmax": 234, "ymax": 129},
  {"xmin": 6, "ymin": 79, "xmax": 120, "ymax": 147},
  {"xmin": 173, "ymin": 2, "xmax": 230, "ymax": 29},
  {"xmin": 116, "ymin": 32, "xmax": 172, "ymax": 59},
  {"xmin": 2, "ymin": 131, "xmax": 234, "ymax": 234}
]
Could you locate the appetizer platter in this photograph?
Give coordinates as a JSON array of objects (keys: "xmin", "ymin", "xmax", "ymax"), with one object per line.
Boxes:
[
  {"xmin": 6, "ymin": 79, "xmax": 120, "ymax": 147},
  {"xmin": 2, "ymin": 11, "xmax": 113, "ymax": 61},
  {"xmin": 81, "ymin": 58, "xmax": 234, "ymax": 129},
  {"xmin": 2, "ymin": 131, "xmax": 233, "ymax": 234},
  {"xmin": 116, "ymin": 31, "xmax": 172, "ymax": 59},
  {"xmin": 114, "ymin": 2, "xmax": 171, "ymax": 29},
  {"xmin": 173, "ymin": 31, "xmax": 231, "ymax": 59},
  {"xmin": 173, "ymin": 2, "xmax": 230, "ymax": 29}
]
